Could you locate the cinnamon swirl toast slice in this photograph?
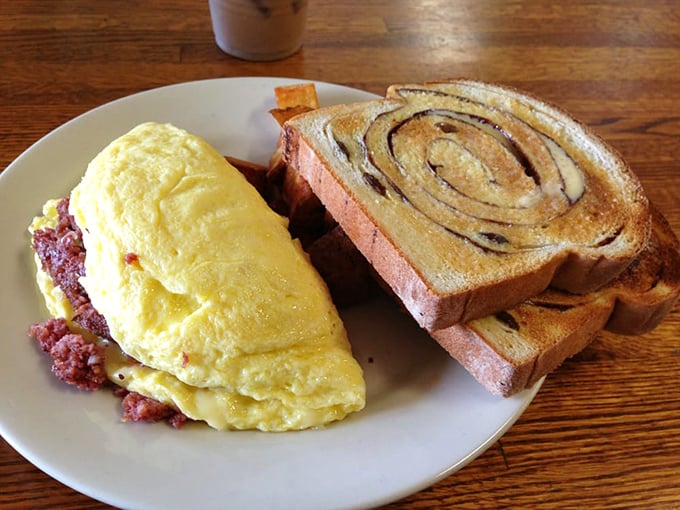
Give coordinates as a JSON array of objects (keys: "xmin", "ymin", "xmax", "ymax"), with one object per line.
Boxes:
[
  {"xmin": 432, "ymin": 205, "xmax": 680, "ymax": 396},
  {"xmin": 283, "ymin": 79, "xmax": 652, "ymax": 331}
]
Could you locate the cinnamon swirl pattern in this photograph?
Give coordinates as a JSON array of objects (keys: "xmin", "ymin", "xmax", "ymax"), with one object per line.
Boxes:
[
  {"xmin": 328, "ymin": 81, "xmax": 643, "ymax": 254},
  {"xmin": 432, "ymin": 204, "xmax": 680, "ymax": 396},
  {"xmin": 284, "ymin": 80, "xmax": 651, "ymax": 328}
]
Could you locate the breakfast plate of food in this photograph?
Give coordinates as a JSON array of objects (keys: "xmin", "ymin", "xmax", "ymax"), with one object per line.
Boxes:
[{"xmin": 5, "ymin": 75, "xmax": 673, "ymax": 509}]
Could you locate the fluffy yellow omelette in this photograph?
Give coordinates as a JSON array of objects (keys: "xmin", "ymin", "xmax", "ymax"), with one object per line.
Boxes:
[{"xmin": 30, "ymin": 122, "xmax": 365, "ymax": 431}]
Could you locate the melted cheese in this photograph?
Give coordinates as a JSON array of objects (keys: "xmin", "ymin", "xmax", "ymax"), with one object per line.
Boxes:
[{"xmin": 31, "ymin": 123, "xmax": 366, "ymax": 431}]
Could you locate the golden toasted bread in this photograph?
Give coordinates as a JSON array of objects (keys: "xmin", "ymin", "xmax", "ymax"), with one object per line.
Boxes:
[
  {"xmin": 432, "ymin": 206, "xmax": 680, "ymax": 396},
  {"xmin": 283, "ymin": 79, "xmax": 652, "ymax": 330}
]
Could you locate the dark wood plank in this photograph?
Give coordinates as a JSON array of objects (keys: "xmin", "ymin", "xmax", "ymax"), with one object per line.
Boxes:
[{"xmin": 1, "ymin": 1, "xmax": 678, "ymax": 508}]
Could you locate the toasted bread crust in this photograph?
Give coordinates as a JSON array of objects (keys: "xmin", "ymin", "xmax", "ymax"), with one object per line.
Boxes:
[
  {"xmin": 432, "ymin": 205, "xmax": 680, "ymax": 396},
  {"xmin": 283, "ymin": 80, "xmax": 651, "ymax": 330}
]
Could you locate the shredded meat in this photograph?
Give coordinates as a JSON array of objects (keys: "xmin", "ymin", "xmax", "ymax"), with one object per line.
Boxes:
[
  {"xmin": 32, "ymin": 198, "xmax": 111, "ymax": 339},
  {"xmin": 72, "ymin": 305, "xmax": 110, "ymax": 340},
  {"xmin": 56, "ymin": 197, "xmax": 82, "ymax": 235},
  {"xmin": 49, "ymin": 333, "xmax": 107, "ymax": 391},
  {"xmin": 28, "ymin": 317, "xmax": 71, "ymax": 352},
  {"xmin": 29, "ymin": 198, "xmax": 191, "ymax": 428},
  {"xmin": 28, "ymin": 319, "xmax": 107, "ymax": 391},
  {"xmin": 28, "ymin": 320, "xmax": 185, "ymax": 425},
  {"xmin": 120, "ymin": 391, "xmax": 187, "ymax": 429}
]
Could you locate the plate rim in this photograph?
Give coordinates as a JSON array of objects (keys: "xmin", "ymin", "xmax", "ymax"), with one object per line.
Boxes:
[{"xmin": 0, "ymin": 76, "xmax": 543, "ymax": 510}]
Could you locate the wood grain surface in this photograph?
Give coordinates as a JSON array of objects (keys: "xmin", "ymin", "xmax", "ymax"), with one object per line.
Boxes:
[{"xmin": 1, "ymin": 1, "xmax": 678, "ymax": 508}]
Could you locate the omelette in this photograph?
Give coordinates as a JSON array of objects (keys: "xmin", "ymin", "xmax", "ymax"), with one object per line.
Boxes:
[{"xmin": 28, "ymin": 122, "xmax": 366, "ymax": 431}]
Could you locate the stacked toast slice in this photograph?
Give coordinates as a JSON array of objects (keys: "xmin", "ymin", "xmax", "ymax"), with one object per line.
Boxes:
[{"xmin": 275, "ymin": 80, "xmax": 680, "ymax": 395}]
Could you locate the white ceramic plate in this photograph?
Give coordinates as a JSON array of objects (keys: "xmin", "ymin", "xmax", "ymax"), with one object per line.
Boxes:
[{"xmin": 0, "ymin": 77, "xmax": 542, "ymax": 510}]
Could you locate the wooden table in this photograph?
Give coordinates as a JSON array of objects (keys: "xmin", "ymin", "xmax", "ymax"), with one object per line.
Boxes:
[{"xmin": 1, "ymin": 1, "xmax": 678, "ymax": 508}]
